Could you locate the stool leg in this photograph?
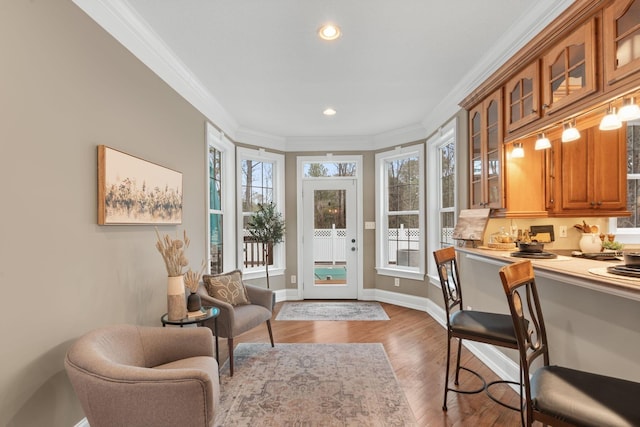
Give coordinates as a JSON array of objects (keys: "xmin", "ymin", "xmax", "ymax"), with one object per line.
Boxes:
[
  {"xmin": 454, "ymin": 337, "xmax": 463, "ymax": 385},
  {"xmin": 443, "ymin": 333, "xmax": 452, "ymax": 411}
]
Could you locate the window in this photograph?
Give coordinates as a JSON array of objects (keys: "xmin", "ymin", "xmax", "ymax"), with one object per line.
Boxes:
[
  {"xmin": 207, "ymin": 123, "xmax": 235, "ymax": 274},
  {"xmin": 237, "ymin": 147, "xmax": 285, "ymax": 279},
  {"xmin": 438, "ymin": 140, "xmax": 456, "ymax": 247},
  {"xmin": 303, "ymin": 161, "xmax": 357, "ymax": 177},
  {"xmin": 427, "ymin": 120, "xmax": 457, "ymax": 283},
  {"xmin": 375, "ymin": 145, "xmax": 425, "ymax": 280},
  {"xmin": 610, "ymin": 122, "xmax": 640, "ymax": 242}
]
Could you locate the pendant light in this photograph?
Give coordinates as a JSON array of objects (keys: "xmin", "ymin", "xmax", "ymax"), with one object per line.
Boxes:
[
  {"xmin": 511, "ymin": 142, "xmax": 525, "ymax": 158},
  {"xmin": 534, "ymin": 133, "xmax": 551, "ymax": 150},
  {"xmin": 561, "ymin": 120, "xmax": 580, "ymax": 142},
  {"xmin": 599, "ymin": 105, "xmax": 622, "ymax": 130},
  {"xmin": 618, "ymin": 97, "xmax": 640, "ymax": 122}
]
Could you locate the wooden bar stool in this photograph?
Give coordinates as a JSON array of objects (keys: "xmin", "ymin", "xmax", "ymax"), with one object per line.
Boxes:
[
  {"xmin": 433, "ymin": 247, "xmax": 523, "ymax": 415},
  {"xmin": 499, "ymin": 260, "xmax": 640, "ymax": 427}
]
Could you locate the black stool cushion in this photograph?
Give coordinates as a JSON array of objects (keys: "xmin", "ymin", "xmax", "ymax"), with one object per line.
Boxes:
[
  {"xmin": 450, "ymin": 310, "xmax": 518, "ymax": 345},
  {"xmin": 532, "ymin": 365, "xmax": 640, "ymax": 427}
]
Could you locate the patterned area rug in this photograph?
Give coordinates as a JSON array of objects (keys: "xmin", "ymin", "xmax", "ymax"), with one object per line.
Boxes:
[
  {"xmin": 275, "ymin": 302, "xmax": 390, "ymax": 321},
  {"xmin": 214, "ymin": 343, "xmax": 417, "ymax": 426}
]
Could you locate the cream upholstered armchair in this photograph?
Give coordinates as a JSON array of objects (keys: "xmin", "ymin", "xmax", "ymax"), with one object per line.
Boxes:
[
  {"xmin": 64, "ymin": 324, "xmax": 220, "ymax": 427},
  {"xmin": 198, "ymin": 269, "xmax": 274, "ymax": 376}
]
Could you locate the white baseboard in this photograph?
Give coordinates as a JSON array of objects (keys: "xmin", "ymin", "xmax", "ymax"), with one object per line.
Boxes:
[
  {"xmin": 75, "ymin": 418, "xmax": 89, "ymax": 427},
  {"xmin": 280, "ymin": 288, "xmax": 521, "ymax": 393}
]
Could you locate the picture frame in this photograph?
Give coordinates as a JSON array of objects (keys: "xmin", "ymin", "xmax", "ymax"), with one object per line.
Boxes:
[{"xmin": 98, "ymin": 145, "xmax": 183, "ymax": 225}]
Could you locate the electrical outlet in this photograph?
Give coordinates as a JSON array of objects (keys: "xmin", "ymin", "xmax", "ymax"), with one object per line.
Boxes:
[
  {"xmin": 467, "ymin": 305, "xmax": 472, "ymax": 310},
  {"xmin": 291, "ymin": 275, "xmax": 296, "ymax": 284},
  {"xmin": 394, "ymin": 278, "xmax": 400, "ymax": 287},
  {"xmin": 559, "ymin": 226, "xmax": 567, "ymax": 238}
]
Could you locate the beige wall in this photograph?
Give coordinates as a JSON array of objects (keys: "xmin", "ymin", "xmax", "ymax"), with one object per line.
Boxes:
[{"xmin": 1, "ymin": 1, "xmax": 209, "ymax": 425}]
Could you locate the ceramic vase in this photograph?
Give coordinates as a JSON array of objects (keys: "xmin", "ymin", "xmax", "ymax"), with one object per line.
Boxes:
[
  {"xmin": 167, "ymin": 276, "xmax": 187, "ymax": 320},
  {"xmin": 579, "ymin": 233, "xmax": 602, "ymax": 253},
  {"xmin": 187, "ymin": 292, "xmax": 202, "ymax": 313}
]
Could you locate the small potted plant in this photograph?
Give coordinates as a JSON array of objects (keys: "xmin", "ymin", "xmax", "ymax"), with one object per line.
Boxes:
[{"xmin": 246, "ymin": 202, "xmax": 285, "ymax": 290}]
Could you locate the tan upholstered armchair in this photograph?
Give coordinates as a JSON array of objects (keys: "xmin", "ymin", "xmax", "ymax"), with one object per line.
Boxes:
[
  {"xmin": 198, "ymin": 272, "xmax": 274, "ymax": 376},
  {"xmin": 64, "ymin": 324, "xmax": 220, "ymax": 427}
]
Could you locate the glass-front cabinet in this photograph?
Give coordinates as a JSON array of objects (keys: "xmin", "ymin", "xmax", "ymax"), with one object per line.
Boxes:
[
  {"xmin": 542, "ymin": 19, "xmax": 597, "ymax": 115},
  {"xmin": 604, "ymin": 0, "xmax": 640, "ymax": 87},
  {"xmin": 469, "ymin": 89, "xmax": 503, "ymax": 209},
  {"xmin": 505, "ymin": 61, "xmax": 540, "ymax": 133}
]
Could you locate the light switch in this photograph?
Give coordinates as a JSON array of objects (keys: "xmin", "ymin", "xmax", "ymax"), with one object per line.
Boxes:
[{"xmin": 365, "ymin": 221, "xmax": 376, "ymax": 229}]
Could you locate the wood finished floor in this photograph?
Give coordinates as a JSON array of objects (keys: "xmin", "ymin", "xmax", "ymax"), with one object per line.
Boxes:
[{"xmin": 224, "ymin": 301, "xmax": 537, "ymax": 427}]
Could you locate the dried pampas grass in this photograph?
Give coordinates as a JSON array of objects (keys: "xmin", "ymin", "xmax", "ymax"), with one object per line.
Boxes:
[
  {"xmin": 155, "ymin": 228, "xmax": 190, "ymax": 277},
  {"xmin": 184, "ymin": 261, "xmax": 207, "ymax": 293}
]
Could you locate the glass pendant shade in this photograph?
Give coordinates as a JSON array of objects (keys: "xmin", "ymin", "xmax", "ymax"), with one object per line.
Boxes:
[
  {"xmin": 534, "ymin": 133, "xmax": 551, "ymax": 150},
  {"xmin": 618, "ymin": 98, "xmax": 640, "ymax": 122},
  {"xmin": 561, "ymin": 122, "xmax": 581, "ymax": 142},
  {"xmin": 511, "ymin": 142, "xmax": 525, "ymax": 158},
  {"xmin": 599, "ymin": 107, "xmax": 622, "ymax": 130}
]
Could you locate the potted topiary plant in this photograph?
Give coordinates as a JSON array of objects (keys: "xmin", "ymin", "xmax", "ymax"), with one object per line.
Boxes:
[{"xmin": 247, "ymin": 202, "xmax": 285, "ymax": 290}]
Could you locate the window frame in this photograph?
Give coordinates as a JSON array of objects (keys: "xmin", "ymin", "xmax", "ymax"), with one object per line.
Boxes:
[
  {"xmin": 206, "ymin": 123, "xmax": 236, "ymax": 274},
  {"xmin": 375, "ymin": 145, "xmax": 425, "ymax": 280},
  {"xmin": 609, "ymin": 121, "xmax": 640, "ymax": 242},
  {"xmin": 237, "ymin": 146, "xmax": 286, "ymax": 280},
  {"xmin": 427, "ymin": 120, "xmax": 457, "ymax": 286}
]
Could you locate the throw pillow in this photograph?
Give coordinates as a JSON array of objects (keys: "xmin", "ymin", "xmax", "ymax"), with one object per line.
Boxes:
[{"xmin": 203, "ymin": 270, "xmax": 251, "ymax": 306}]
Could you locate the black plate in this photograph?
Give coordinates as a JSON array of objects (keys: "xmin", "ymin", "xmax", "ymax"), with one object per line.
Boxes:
[
  {"xmin": 510, "ymin": 251, "xmax": 557, "ymax": 259},
  {"xmin": 579, "ymin": 252, "xmax": 622, "ymax": 261},
  {"xmin": 607, "ymin": 265, "xmax": 640, "ymax": 278}
]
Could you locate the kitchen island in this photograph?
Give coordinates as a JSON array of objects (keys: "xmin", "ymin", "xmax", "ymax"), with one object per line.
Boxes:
[{"xmin": 455, "ymin": 246, "xmax": 640, "ymax": 383}]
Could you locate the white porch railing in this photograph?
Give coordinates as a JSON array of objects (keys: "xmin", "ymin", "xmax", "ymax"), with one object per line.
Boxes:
[{"xmin": 243, "ymin": 226, "xmax": 454, "ymax": 267}]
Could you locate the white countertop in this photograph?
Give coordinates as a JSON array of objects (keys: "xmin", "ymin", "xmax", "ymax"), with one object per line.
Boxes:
[{"xmin": 456, "ymin": 246, "xmax": 640, "ymax": 301}]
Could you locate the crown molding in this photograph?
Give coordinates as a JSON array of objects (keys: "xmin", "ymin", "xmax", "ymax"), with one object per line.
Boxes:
[
  {"xmin": 234, "ymin": 127, "xmax": 287, "ymax": 151},
  {"xmin": 283, "ymin": 135, "xmax": 373, "ymax": 152},
  {"xmin": 371, "ymin": 123, "xmax": 428, "ymax": 150},
  {"xmin": 72, "ymin": 0, "xmax": 239, "ymax": 139}
]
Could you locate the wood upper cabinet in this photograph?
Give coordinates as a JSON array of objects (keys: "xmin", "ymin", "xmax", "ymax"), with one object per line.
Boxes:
[
  {"xmin": 469, "ymin": 89, "xmax": 503, "ymax": 209},
  {"xmin": 505, "ymin": 61, "xmax": 540, "ymax": 133},
  {"xmin": 504, "ymin": 136, "xmax": 547, "ymax": 217},
  {"xmin": 603, "ymin": 0, "xmax": 640, "ymax": 87},
  {"xmin": 547, "ymin": 125, "xmax": 627, "ymax": 215},
  {"xmin": 542, "ymin": 19, "xmax": 597, "ymax": 115}
]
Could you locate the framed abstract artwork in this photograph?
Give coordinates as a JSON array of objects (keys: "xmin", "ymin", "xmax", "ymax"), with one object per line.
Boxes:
[{"xmin": 98, "ymin": 145, "xmax": 183, "ymax": 225}]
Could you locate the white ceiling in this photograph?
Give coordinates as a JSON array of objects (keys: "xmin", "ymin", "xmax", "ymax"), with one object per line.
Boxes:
[{"xmin": 74, "ymin": 0, "xmax": 573, "ymax": 150}]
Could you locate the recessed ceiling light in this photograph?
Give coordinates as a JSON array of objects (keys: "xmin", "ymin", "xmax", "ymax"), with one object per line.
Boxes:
[
  {"xmin": 318, "ymin": 24, "xmax": 341, "ymax": 41},
  {"xmin": 323, "ymin": 108, "xmax": 337, "ymax": 116}
]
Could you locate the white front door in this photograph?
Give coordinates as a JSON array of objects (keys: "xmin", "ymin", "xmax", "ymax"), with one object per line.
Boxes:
[{"xmin": 302, "ymin": 179, "xmax": 358, "ymax": 299}]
